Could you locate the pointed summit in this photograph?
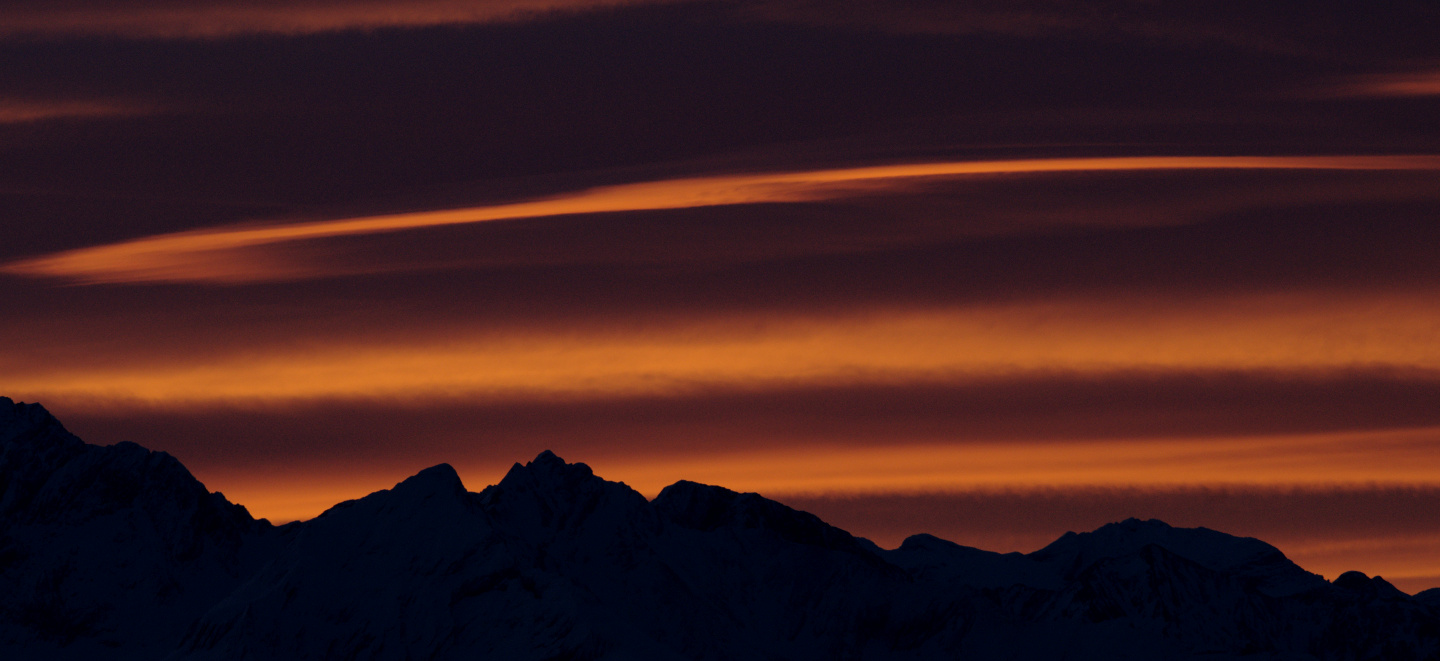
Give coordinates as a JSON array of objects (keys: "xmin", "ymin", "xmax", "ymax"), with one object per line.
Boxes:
[
  {"xmin": 480, "ymin": 450, "xmax": 653, "ymax": 540},
  {"xmin": 497, "ymin": 450, "xmax": 596, "ymax": 489},
  {"xmin": 314, "ymin": 463, "xmax": 475, "ymax": 524},
  {"xmin": 0, "ymin": 396, "xmax": 52, "ymax": 421},
  {"xmin": 0, "ymin": 396, "xmax": 75, "ymax": 447}
]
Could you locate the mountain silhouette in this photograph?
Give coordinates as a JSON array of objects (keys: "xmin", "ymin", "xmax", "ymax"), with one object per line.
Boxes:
[{"xmin": 2, "ymin": 396, "xmax": 1437, "ymax": 660}]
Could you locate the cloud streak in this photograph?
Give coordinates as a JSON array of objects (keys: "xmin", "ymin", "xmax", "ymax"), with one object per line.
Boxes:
[
  {"xmin": 0, "ymin": 0, "xmax": 672, "ymax": 39},
  {"xmin": 0, "ymin": 97, "xmax": 161, "ymax": 124},
  {"xmin": 1330, "ymin": 69, "xmax": 1440, "ymax": 97},
  {"xmin": 7, "ymin": 155, "xmax": 1440, "ymax": 284}
]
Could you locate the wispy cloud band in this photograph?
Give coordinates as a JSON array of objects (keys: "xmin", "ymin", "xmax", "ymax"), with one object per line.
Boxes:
[
  {"xmin": 1330, "ymin": 70, "xmax": 1440, "ymax": 98},
  {"xmin": 0, "ymin": 97, "xmax": 161, "ymax": 124},
  {"xmin": 8, "ymin": 154, "xmax": 1440, "ymax": 284},
  {"xmin": 0, "ymin": 0, "xmax": 669, "ymax": 39}
]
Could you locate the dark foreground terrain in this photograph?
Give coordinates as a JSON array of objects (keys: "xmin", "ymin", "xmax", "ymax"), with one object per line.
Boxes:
[{"xmin": 2, "ymin": 396, "xmax": 1438, "ymax": 660}]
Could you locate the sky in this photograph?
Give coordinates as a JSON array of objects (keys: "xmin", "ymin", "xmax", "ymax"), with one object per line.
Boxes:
[{"xmin": 3, "ymin": 0, "xmax": 1440, "ymax": 592}]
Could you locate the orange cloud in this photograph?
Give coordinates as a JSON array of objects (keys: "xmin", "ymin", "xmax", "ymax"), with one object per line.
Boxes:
[
  {"xmin": 0, "ymin": 0, "xmax": 674, "ymax": 39},
  {"xmin": 1333, "ymin": 70, "xmax": 1440, "ymax": 97},
  {"xmin": 9, "ymin": 292, "xmax": 1440, "ymax": 406},
  {"xmin": 8, "ymin": 154, "xmax": 1440, "ymax": 284}
]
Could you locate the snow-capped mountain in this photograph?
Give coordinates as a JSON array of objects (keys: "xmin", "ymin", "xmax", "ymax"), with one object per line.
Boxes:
[{"xmin": 2, "ymin": 397, "xmax": 1437, "ymax": 660}]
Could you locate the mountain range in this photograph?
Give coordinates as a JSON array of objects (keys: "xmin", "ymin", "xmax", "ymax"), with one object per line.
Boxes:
[{"xmin": 2, "ymin": 396, "xmax": 1437, "ymax": 660}]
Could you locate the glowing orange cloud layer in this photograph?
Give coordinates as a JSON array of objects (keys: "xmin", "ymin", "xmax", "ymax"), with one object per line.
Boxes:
[
  {"xmin": 0, "ymin": 0, "xmax": 672, "ymax": 39},
  {"xmin": 9, "ymin": 292, "xmax": 1440, "ymax": 406},
  {"xmin": 7, "ymin": 154, "xmax": 1440, "ymax": 284}
]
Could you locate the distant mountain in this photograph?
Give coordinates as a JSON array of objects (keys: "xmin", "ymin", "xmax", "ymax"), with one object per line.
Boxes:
[{"xmin": 2, "ymin": 397, "xmax": 1437, "ymax": 660}]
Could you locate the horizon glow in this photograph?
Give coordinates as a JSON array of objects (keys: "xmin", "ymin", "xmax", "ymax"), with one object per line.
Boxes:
[{"xmin": 8, "ymin": 2, "xmax": 1440, "ymax": 596}]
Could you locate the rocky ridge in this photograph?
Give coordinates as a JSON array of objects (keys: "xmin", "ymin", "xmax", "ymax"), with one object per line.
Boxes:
[{"xmin": 2, "ymin": 397, "xmax": 1437, "ymax": 660}]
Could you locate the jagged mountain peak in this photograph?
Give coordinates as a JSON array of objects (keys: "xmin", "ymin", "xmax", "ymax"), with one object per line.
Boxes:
[
  {"xmin": 0, "ymin": 396, "xmax": 75, "ymax": 447},
  {"xmin": 1, "ymin": 396, "xmax": 45, "ymax": 416},
  {"xmin": 653, "ymin": 480, "xmax": 878, "ymax": 561},
  {"xmin": 531, "ymin": 448, "xmax": 566, "ymax": 467},
  {"xmin": 479, "ymin": 450, "xmax": 654, "ymax": 539},
  {"xmin": 1333, "ymin": 570, "xmax": 1409, "ymax": 600},
  {"xmin": 1036, "ymin": 517, "xmax": 1270, "ymax": 569},
  {"xmin": 898, "ymin": 532, "xmax": 965, "ymax": 552},
  {"xmin": 496, "ymin": 450, "xmax": 598, "ymax": 491},
  {"xmin": 1031, "ymin": 516, "xmax": 1328, "ymax": 597},
  {"xmin": 0, "ymin": 396, "xmax": 54, "ymax": 422},
  {"xmin": 314, "ymin": 463, "xmax": 476, "ymax": 525},
  {"xmin": 391, "ymin": 462, "xmax": 467, "ymax": 498}
]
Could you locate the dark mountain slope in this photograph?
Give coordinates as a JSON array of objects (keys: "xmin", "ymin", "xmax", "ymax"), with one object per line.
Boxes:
[{"xmin": 0, "ymin": 397, "xmax": 277, "ymax": 660}]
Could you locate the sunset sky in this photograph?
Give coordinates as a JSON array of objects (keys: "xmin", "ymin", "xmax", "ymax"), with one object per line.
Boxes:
[{"xmin": 4, "ymin": 0, "xmax": 1440, "ymax": 592}]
